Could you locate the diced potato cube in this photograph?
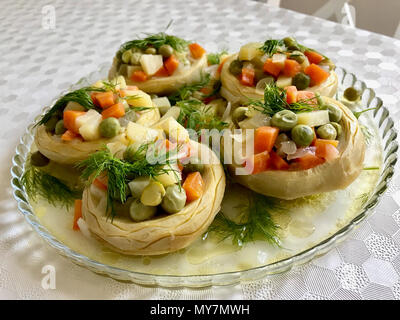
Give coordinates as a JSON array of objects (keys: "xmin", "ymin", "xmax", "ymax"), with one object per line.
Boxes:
[
  {"xmin": 276, "ymin": 75, "xmax": 292, "ymax": 88},
  {"xmin": 154, "ymin": 116, "xmax": 189, "ymax": 143},
  {"xmin": 126, "ymin": 121, "xmax": 163, "ymax": 144},
  {"xmin": 238, "ymin": 42, "xmax": 263, "ymax": 61},
  {"xmin": 272, "ymin": 53, "xmax": 287, "ymax": 69},
  {"xmin": 159, "ymin": 106, "xmax": 181, "ymax": 121},
  {"xmin": 75, "ymin": 109, "xmax": 101, "ymax": 128},
  {"xmin": 140, "ymin": 54, "xmax": 163, "ymax": 76},
  {"xmin": 152, "ymin": 97, "xmax": 171, "ymax": 115},
  {"xmin": 297, "ymin": 110, "xmax": 330, "ymax": 127},
  {"xmin": 125, "ymin": 89, "xmax": 153, "ymax": 108},
  {"xmin": 79, "ymin": 122, "xmax": 101, "ymax": 141},
  {"xmin": 156, "ymin": 164, "xmax": 182, "ymax": 187}
]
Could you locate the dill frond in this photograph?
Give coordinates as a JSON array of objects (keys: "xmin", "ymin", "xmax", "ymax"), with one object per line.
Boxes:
[
  {"xmin": 207, "ymin": 50, "xmax": 228, "ymax": 65},
  {"xmin": 37, "ymin": 86, "xmax": 106, "ymax": 126},
  {"xmin": 78, "ymin": 144, "xmax": 179, "ymax": 218},
  {"xmin": 259, "ymin": 39, "xmax": 284, "ymax": 56},
  {"xmin": 247, "ymin": 84, "xmax": 316, "ymax": 116},
  {"xmin": 176, "ymin": 99, "xmax": 228, "ymax": 133},
  {"xmin": 168, "ymin": 73, "xmax": 211, "ymax": 104},
  {"xmin": 208, "ymin": 193, "xmax": 281, "ymax": 247},
  {"xmin": 353, "ymin": 107, "xmax": 377, "ymax": 119},
  {"xmin": 21, "ymin": 165, "xmax": 79, "ymax": 208},
  {"xmin": 120, "ymin": 33, "xmax": 189, "ymax": 54}
]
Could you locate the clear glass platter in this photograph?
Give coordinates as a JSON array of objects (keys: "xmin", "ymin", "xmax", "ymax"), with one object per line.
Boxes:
[{"xmin": 10, "ymin": 64, "xmax": 398, "ymax": 287}]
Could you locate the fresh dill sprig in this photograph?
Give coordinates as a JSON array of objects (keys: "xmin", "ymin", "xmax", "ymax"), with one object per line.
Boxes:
[
  {"xmin": 21, "ymin": 165, "xmax": 79, "ymax": 208},
  {"xmin": 168, "ymin": 73, "xmax": 211, "ymax": 104},
  {"xmin": 208, "ymin": 193, "xmax": 281, "ymax": 247},
  {"xmin": 119, "ymin": 33, "xmax": 189, "ymax": 54},
  {"xmin": 207, "ymin": 50, "xmax": 228, "ymax": 65},
  {"xmin": 78, "ymin": 144, "xmax": 178, "ymax": 218},
  {"xmin": 248, "ymin": 84, "xmax": 317, "ymax": 116},
  {"xmin": 176, "ymin": 99, "xmax": 228, "ymax": 133},
  {"xmin": 363, "ymin": 166, "xmax": 380, "ymax": 171},
  {"xmin": 37, "ymin": 86, "xmax": 106, "ymax": 126},
  {"xmin": 259, "ymin": 39, "xmax": 284, "ymax": 56}
]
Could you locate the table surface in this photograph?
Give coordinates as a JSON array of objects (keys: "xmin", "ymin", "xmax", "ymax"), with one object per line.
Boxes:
[{"xmin": 1, "ymin": 0, "xmax": 400, "ymax": 300}]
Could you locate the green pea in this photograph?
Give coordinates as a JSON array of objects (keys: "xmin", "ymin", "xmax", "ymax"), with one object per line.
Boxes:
[
  {"xmin": 292, "ymin": 73, "xmax": 311, "ymax": 90},
  {"xmin": 30, "ymin": 151, "xmax": 49, "ymax": 167},
  {"xmin": 229, "ymin": 59, "xmax": 243, "ymax": 76},
  {"xmin": 343, "ymin": 87, "xmax": 360, "ymax": 101},
  {"xmin": 158, "ymin": 44, "xmax": 173, "ymax": 58},
  {"xmin": 330, "ymin": 122, "xmax": 342, "ymax": 138},
  {"xmin": 145, "ymin": 47, "xmax": 157, "ymax": 55},
  {"xmin": 54, "ymin": 120, "xmax": 66, "ymax": 135},
  {"xmin": 283, "ymin": 37, "xmax": 300, "ymax": 51},
  {"xmin": 121, "ymin": 50, "xmax": 132, "ymax": 64},
  {"xmin": 161, "ymin": 184, "xmax": 187, "ymax": 214},
  {"xmin": 271, "ymin": 110, "xmax": 298, "ymax": 131},
  {"xmin": 317, "ymin": 123, "xmax": 337, "ymax": 140},
  {"xmin": 183, "ymin": 158, "xmax": 205, "ymax": 174},
  {"xmin": 291, "ymin": 124, "xmax": 314, "ymax": 147},
  {"xmin": 130, "ymin": 52, "xmax": 142, "ymax": 65},
  {"xmin": 289, "ymin": 51, "xmax": 305, "ymax": 63},
  {"xmin": 129, "ymin": 198, "xmax": 157, "ymax": 222},
  {"xmin": 99, "ymin": 117, "xmax": 121, "ymax": 138},
  {"xmin": 44, "ymin": 116, "xmax": 59, "ymax": 132},
  {"xmin": 232, "ymin": 107, "xmax": 248, "ymax": 125},
  {"xmin": 322, "ymin": 103, "xmax": 343, "ymax": 122}
]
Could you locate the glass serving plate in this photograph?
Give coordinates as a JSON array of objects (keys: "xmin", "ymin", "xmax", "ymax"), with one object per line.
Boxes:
[{"xmin": 10, "ymin": 65, "xmax": 398, "ymax": 288}]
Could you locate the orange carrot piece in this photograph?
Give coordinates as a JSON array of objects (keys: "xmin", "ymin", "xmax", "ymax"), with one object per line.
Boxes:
[
  {"xmin": 63, "ymin": 110, "xmax": 86, "ymax": 134},
  {"xmin": 304, "ymin": 50, "xmax": 324, "ymax": 64},
  {"xmin": 73, "ymin": 199, "xmax": 82, "ymax": 231},
  {"xmin": 296, "ymin": 91, "xmax": 317, "ymax": 105},
  {"xmin": 154, "ymin": 65, "xmax": 169, "ymax": 77},
  {"xmin": 101, "ymin": 102, "xmax": 125, "ymax": 119},
  {"xmin": 92, "ymin": 91, "xmax": 115, "ymax": 109},
  {"xmin": 254, "ymin": 126, "xmax": 280, "ymax": 153},
  {"xmin": 189, "ymin": 43, "xmax": 206, "ymax": 59},
  {"xmin": 131, "ymin": 70, "xmax": 148, "ymax": 82},
  {"xmin": 283, "ymin": 59, "xmax": 301, "ymax": 77},
  {"xmin": 164, "ymin": 55, "xmax": 180, "ymax": 75},
  {"xmin": 314, "ymin": 139, "xmax": 339, "ymax": 148},
  {"xmin": 217, "ymin": 57, "xmax": 228, "ymax": 74},
  {"xmin": 61, "ymin": 129, "xmax": 79, "ymax": 141},
  {"xmin": 285, "ymin": 85, "xmax": 298, "ymax": 104},
  {"xmin": 182, "ymin": 172, "xmax": 204, "ymax": 202},
  {"xmin": 269, "ymin": 151, "xmax": 290, "ymax": 170},
  {"xmin": 240, "ymin": 68, "xmax": 255, "ymax": 86},
  {"xmin": 304, "ymin": 63, "xmax": 330, "ymax": 85},
  {"xmin": 263, "ymin": 58, "xmax": 282, "ymax": 77},
  {"xmin": 93, "ymin": 178, "xmax": 108, "ymax": 190},
  {"xmin": 315, "ymin": 143, "xmax": 339, "ymax": 161},
  {"xmin": 245, "ymin": 151, "xmax": 270, "ymax": 174},
  {"xmin": 126, "ymin": 85, "xmax": 139, "ymax": 90},
  {"xmin": 295, "ymin": 153, "xmax": 325, "ymax": 170}
]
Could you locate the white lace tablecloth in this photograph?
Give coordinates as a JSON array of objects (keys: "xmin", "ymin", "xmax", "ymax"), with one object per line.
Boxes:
[{"xmin": 0, "ymin": 0, "xmax": 399, "ymax": 300}]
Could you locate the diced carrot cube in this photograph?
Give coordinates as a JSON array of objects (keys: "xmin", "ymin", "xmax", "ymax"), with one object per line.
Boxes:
[
  {"xmin": 189, "ymin": 43, "xmax": 206, "ymax": 59},
  {"xmin": 269, "ymin": 151, "xmax": 290, "ymax": 170},
  {"xmin": 240, "ymin": 68, "xmax": 255, "ymax": 86},
  {"xmin": 283, "ymin": 59, "xmax": 302, "ymax": 77},
  {"xmin": 263, "ymin": 58, "xmax": 282, "ymax": 77},
  {"xmin": 182, "ymin": 172, "xmax": 204, "ymax": 202},
  {"xmin": 154, "ymin": 65, "xmax": 169, "ymax": 77},
  {"xmin": 245, "ymin": 151, "xmax": 270, "ymax": 174},
  {"xmin": 315, "ymin": 142, "xmax": 339, "ymax": 161},
  {"xmin": 295, "ymin": 153, "xmax": 325, "ymax": 170},
  {"xmin": 92, "ymin": 91, "xmax": 115, "ymax": 109},
  {"xmin": 296, "ymin": 91, "xmax": 317, "ymax": 105},
  {"xmin": 304, "ymin": 51, "xmax": 324, "ymax": 64},
  {"xmin": 304, "ymin": 63, "xmax": 330, "ymax": 85},
  {"xmin": 61, "ymin": 129, "xmax": 79, "ymax": 141},
  {"xmin": 164, "ymin": 55, "xmax": 180, "ymax": 75},
  {"xmin": 63, "ymin": 110, "xmax": 86, "ymax": 134},
  {"xmin": 131, "ymin": 70, "xmax": 148, "ymax": 82},
  {"xmin": 254, "ymin": 126, "xmax": 279, "ymax": 153},
  {"xmin": 101, "ymin": 102, "xmax": 125, "ymax": 119},
  {"xmin": 285, "ymin": 85, "xmax": 298, "ymax": 104}
]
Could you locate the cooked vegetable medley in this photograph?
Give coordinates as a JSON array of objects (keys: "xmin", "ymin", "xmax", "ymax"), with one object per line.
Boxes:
[{"xmin": 229, "ymin": 37, "xmax": 334, "ymax": 91}]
